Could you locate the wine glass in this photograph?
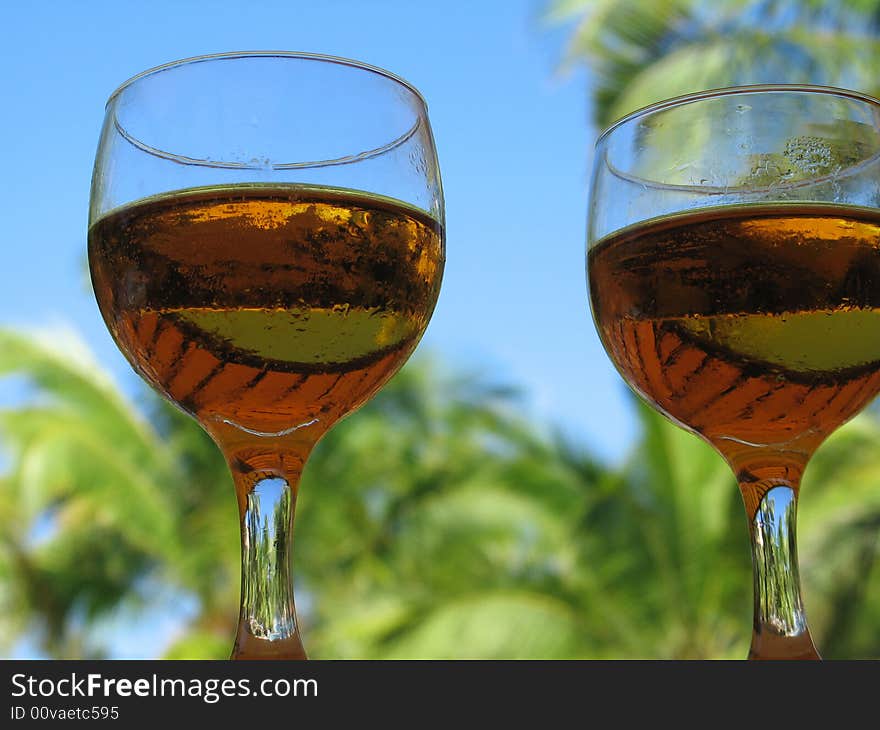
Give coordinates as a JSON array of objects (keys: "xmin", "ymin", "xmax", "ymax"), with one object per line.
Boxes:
[
  {"xmin": 88, "ymin": 52, "xmax": 444, "ymax": 659},
  {"xmin": 587, "ymin": 85, "xmax": 880, "ymax": 659}
]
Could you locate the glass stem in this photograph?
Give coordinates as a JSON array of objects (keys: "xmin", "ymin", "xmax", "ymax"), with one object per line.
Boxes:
[
  {"xmin": 214, "ymin": 427, "xmax": 315, "ymax": 660},
  {"xmin": 233, "ymin": 471, "xmax": 305, "ymax": 659},
  {"xmin": 742, "ymin": 479, "xmax": 819, "ymax": 660}
]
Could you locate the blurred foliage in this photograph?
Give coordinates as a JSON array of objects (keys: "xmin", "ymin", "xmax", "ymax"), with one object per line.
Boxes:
[
  {"xmin": 552, "ymin": 0, "xmax": 880, "ymax": 127},
  {"xmin": 1, "ymin": 328, "xmax": 879, "ymax": 658}
]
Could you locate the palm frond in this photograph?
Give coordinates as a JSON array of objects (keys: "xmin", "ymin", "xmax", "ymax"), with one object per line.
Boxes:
[
  {"xmin": 552, "ymin": 0, "xmax": 880, "ymax": 125},
  {"xmin": 381, "ymin": 591, "xmax": 585, "ymax": 659}
]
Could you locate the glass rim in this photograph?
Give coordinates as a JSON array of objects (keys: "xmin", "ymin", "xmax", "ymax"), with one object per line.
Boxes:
[
  {"xmin": 105, "ymin": 50, "xmax": 428, "ymax": 108},
  {"xmin": 595, "ymin": 83, "xmax": 880, "ymax": 146},
  {"xmin": 104, "ymin": 51, "xmax": 429, "ymax": 171}
]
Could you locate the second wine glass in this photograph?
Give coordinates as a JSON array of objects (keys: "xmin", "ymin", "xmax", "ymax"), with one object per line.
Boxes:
[
  {"xmin": 88, "ymin": 52, "xmax": 445, "ymax": 658},
  {"xmin": 588, "ymin": 85, "xmax": 880, "ymax": 659}
]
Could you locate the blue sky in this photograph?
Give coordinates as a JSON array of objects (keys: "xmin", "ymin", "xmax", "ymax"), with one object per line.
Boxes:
[{"xmin": 0, "ymin": 0, "xmax": 636, "ymax": 463}]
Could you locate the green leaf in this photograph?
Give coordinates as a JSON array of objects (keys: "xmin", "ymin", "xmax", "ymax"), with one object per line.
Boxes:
[{"xmin": 383, "ymin": 592, "xmax": 584, "ymax": 659}]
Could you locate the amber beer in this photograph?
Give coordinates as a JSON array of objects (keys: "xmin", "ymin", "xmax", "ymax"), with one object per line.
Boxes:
[
  {"xmin": 589, "ymin": 204, "xmax": 880, "ymax": 504},
  {"xmin": 88, "ymin": 184, "xmax": 444, "ymax": 436}
]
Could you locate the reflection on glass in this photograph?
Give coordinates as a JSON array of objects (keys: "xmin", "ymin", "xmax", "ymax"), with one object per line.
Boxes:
[
  {"xmin": 241, "ymin": 477, "xmax": 295, "ymax": 643},
  {"xmin": 750, "ymin": 486, "xmax": 812, "ymax": 658}
]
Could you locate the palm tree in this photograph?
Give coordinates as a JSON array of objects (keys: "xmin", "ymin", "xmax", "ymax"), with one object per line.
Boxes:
[
  {"xmin": 0, "ymin": 328, "xmax": 188, "ymax": 657},
  {"xmin": 297, "ymin": 361, "xmax": 600, "ymax": 658},
  {"xmin": 1, "ymin": 322, "xmax": 860, "ymax": 660},
  {"xmin": 553, "ymin": 0, "xmax": 880, "ymax": 128},
  {"xmin": 0, "ymin": 328, "xmax": 618, "ymax": 658}
]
